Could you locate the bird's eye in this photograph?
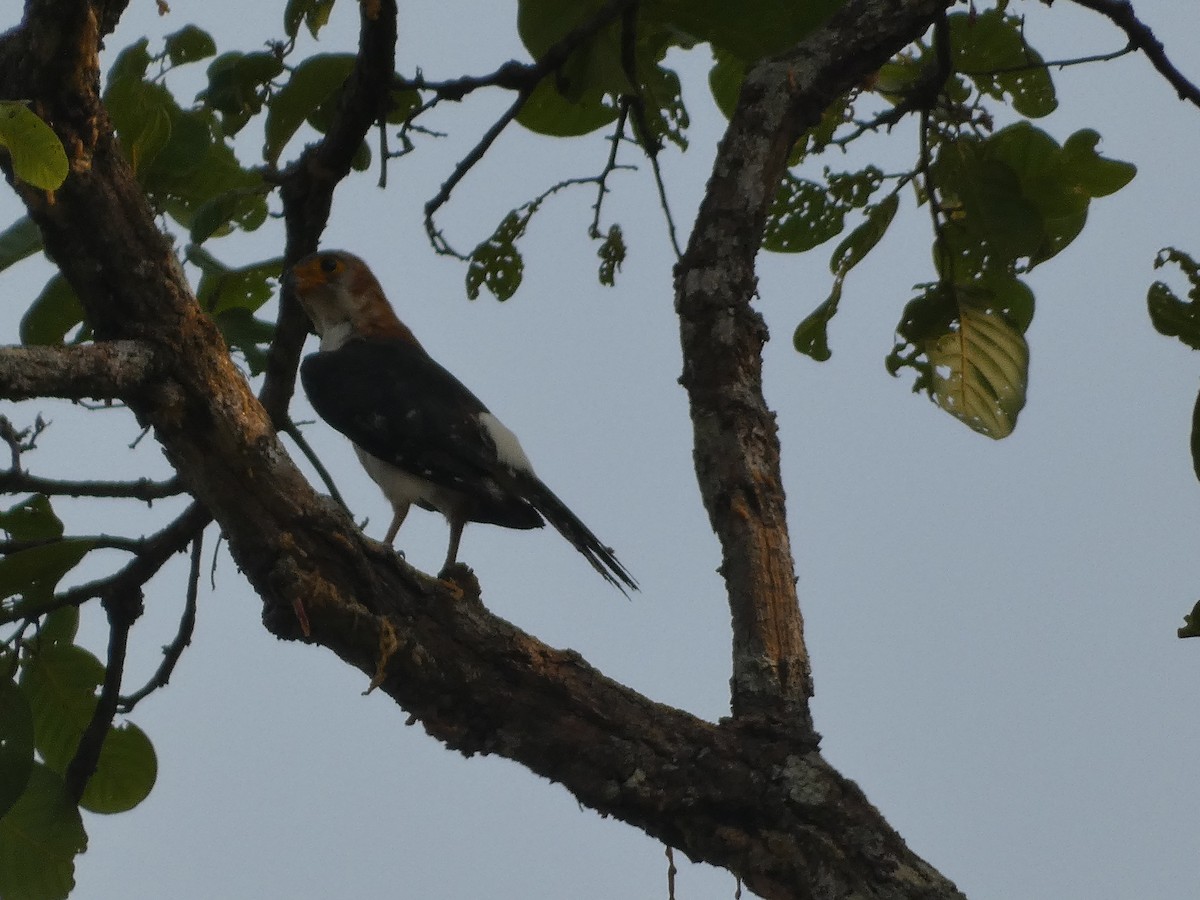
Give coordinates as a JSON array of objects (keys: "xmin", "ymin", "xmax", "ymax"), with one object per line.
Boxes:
[{"xmin": 319, "ymin": 256, "xmax": 340, "ymax": 275}]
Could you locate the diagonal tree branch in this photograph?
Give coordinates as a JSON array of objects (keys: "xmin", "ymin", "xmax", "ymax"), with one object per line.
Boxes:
[
  {"xmin": 1068, "ymin": 0, "xmax": 1200, "ymax": 109},
  {"xmin": 0, "ymin": 342, "xmax": 159, "ymax": 401}
]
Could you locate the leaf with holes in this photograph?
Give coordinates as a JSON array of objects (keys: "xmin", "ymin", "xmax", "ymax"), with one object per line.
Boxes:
[
  {"xmin": 924, "ymin": 301, "xmax": 1028, "ymax": 439},
  {"xmin": 466, "ymin": 209, "xmax": 535, "ymax": 301},
  {"xmin": 597, "ymin": 224, "xmax": 625, "ymax": 287},
  {"xmin": 1149, "ymin": 247, "xmax": 1200, "ymax": 350}
]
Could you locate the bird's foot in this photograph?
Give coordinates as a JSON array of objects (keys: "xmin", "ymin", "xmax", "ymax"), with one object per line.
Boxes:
[{"xmin": 437, "ymin": 561, "xmax": 481, "ymax": 603}]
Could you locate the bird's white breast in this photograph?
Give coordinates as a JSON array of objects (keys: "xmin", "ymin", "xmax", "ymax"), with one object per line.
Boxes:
[{"xmin": 354, "ymin": 445, "xmax": 460, "ymax": 515}]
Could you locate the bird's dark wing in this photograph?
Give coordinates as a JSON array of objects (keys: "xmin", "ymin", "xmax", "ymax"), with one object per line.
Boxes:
[{"xmin": 300, "ymin": 338, "xmax": 540, "ymax": 528}]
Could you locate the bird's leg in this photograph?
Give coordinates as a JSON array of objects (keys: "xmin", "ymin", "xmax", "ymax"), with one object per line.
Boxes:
[
  {"xmin": 384, "ymin": 503, "xmax": 410, "ymax": 545},
  {"xmin": 443, "ymin": 517, "xmax": 465, "ymax": 571}
]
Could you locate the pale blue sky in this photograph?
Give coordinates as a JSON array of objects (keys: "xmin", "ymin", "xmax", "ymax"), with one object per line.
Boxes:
[{"xmin": 3, "ymin": 2, "xmax": 1199, "ymax": 898}]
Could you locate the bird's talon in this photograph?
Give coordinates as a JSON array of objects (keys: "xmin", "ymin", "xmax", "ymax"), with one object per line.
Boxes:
[{"xmin": 437, "ymin": 561, "xmax": 480, "ymax": 601}]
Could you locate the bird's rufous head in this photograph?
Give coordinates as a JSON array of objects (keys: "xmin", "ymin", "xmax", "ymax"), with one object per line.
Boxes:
[{"xmin": 287, "ymin": 251, "xmax": 418, "ymax": 350}]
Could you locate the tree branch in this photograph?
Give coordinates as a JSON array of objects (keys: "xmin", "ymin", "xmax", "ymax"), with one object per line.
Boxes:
[
  {"xmin": 673, "ymin": 0, "xmax": 953, "ymax": 727},
  {"xmin": 1068, "ymin": 0, "xmax": 1200, "ymax": 108},
  {"xmin": 422, "ymin": 0, "xmax": 638, "ymax": 247},
  {"xmin": 65, "ymin": 576, "xmax": 139, "ymax": 802},
  {"xmin": 0, "ymin": 342, "xmax": 159, "ymax": 401},
  {"xmin": 117, "ymin": 533, "xmax": 201, "ymax": 713},
  {"xmin": 259, "ymin": 0, "xmax": 400, "ymax": 425},
  {"xmin": 0, "ymin": 470, "xmax": 183, "ymax": 500},
  {"xmin": 0, "ymin": 504, "xmax": 211, "ymax": 626}
]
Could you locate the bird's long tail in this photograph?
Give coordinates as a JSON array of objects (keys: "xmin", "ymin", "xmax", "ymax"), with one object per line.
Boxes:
[{"xmin": 512, "ymin": 472, "xmax": 638, "ymax": 595}]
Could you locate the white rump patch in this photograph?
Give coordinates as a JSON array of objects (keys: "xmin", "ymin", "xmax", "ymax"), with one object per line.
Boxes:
[{"xmin": 478, "ymin": 412, "xmax": 534, "ymax": 473}]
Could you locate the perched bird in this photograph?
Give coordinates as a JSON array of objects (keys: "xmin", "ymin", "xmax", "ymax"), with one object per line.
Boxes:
[{"xmin": 287, "ymin": 250, "xmax": 637, "ymax": 594}]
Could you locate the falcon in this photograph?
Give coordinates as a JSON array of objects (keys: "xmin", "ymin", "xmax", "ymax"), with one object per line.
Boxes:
[{"xmin": 286, "ymin": 250, "xmax": 637, "ymax": 594}]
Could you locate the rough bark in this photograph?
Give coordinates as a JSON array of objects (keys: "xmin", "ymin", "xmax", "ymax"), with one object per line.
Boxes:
[
  {"xmin": 0, "ymin": 1, "xmax": 966, "ymax": 898},
  {"xmin": 676, "ymin": 0, "xmax": 953, "ymax": 728},
  {"xmin": 0, "ymin": 342, "xmax": 157, "ymax": 400}
]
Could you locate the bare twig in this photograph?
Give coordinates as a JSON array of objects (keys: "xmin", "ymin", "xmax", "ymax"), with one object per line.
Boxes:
[
  {"xmin": 64, "ymin": 578, "xmax": 141, "ymax": 801},
  {"xmin": 117, "ymin": 534, "xmax": 202, "ymax": 713},
  {"xmin": 0, "ymin": 471, "xmax": 183, "ymax": 501},
  {"xmin": 1068, "ymin": 0, "xmax": 1200, "ymax": 108},
  {"xmin": 590, "ymin": 103, "xmax": 632, "ymax": 238},
  {"xmin": 0, "ymin": 503, "xmax": 211, "ymax": 625},
  {"xmin": 959, "ymin": 42, "xmax": 1135, "ymax": 76},
  {"xmin": 282, "ymin": 420, "xmax": 350, "ymax": 512},
  {"xmin": 0, "ymin": 535, "xmax": 147, "ymax": 554},
  {"xmin": 422, "ymin": 0, "xmax": 637, "ymax": 245}
]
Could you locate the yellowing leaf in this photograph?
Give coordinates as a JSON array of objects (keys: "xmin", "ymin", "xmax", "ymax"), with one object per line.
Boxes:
[
  {"xmin": 925, "ymin": 304, "xmax": 1028, "ymax": 439},
  {"xmin": 0, "ymin": 102, "xmax": 68, "ymax": 191}
]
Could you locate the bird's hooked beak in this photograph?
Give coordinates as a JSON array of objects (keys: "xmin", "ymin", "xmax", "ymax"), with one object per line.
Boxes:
[{"xmin": 284, "ymin": 257, "xmax": 325, "ymax": 295}]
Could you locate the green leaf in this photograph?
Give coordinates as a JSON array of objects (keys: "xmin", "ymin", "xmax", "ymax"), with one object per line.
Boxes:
[
  {"xmin": 0, "ymin": 496, "xmax": 64, "ymax": 542},
  {"xmin": 596, "ymin": 224, "xmax": 626, "ymax": 287},
  {"xmin": 466, "ymin": 209, "xmax": 535, "ymax": 301},
  {"xmin": 764, "ymin": 176, "xmax": 845, "ymax": 254},
  {"xmin": 0, "ymin": 217, "xmax": 44, "ymax": 273},
  {"xmin": 0, "ymin": 103, "xmax": 69, "ymax": 191},
  {"xmin": 828, "ymin": 192, "xmax": 898, "ymax": 276},
  {"xmin": 264, "ymin": 53, "xmax": 357, "ymax": 163},
  {"xmin": 0, "ymin": 764, "xmax": 87, "ymax": 900},
  {"xmin": 951, "ymin": 9, "xmax": 1057, "ymax": 118},
  {"xmin": 36, "ymin": 607, "xmax": 79, "ymax": 648},
  {"xmin": 187, "ymin": 247, "xmax": 282, "ymax": 314},
  {"xmin": 78, "ymin": 722, "xmax": 156, "ymax": 815},
  {"xmin": 0, "ymin": 540, "xmax": 94, "ymax": 615},
  {"xmin": 1148, "ymin": 247, "xmax": 1200, "ymax": 350},
  {"xmin": 19, "ymin": 644, "xmax": 103, "ymax": 775},
  {"xmin": 199, "ymin": 51, "xmax": 285, "ymax": 136},
  {"xmin": 797, "ymin": 193, "xmax": 899, "ymax": 361},
  {"xmin": 707, "ymin": 48, "xmax": 745, "ymax": 120},
  {"xmin": 163, "ymin": 25, "xmax": 217, "ymax": 66},
  {"xmin": 189, "ymin": 186, "xmax": 270, "ymax": 244},
  {"xmin": 1179, "ymin": 597, "xmax": 1200, "ymax": 639},
  {"xmin": 19, "ymin": 274, "xmax": 84, "ymax": 346},
  {"xmin": 793, "ymin": 293, "xmax": 838, "ymax": 362},
  {"xmin": 660, "ymin": 0, "xmax": 843, "ymax": 62},
  {"xmin": 0, "ymin": 678, "xmax": 35, "ymax": 818},
  {"xmin": 213, "ymin": 307, "xmax": 277, "ymax": 376},
  {"xmin": 517, "ymin": 77, "xmax": 617, "ymax": 137},
  {"xmin": 285, "ymin": 0, "xmax": 337, "ymax": 39},
  {"xmin": 1193, "ymin": 385, "xmax": 1200, "ymax": 494},
  {"xmin": 1061, "ymin": 128, "xmax": 1137, "ymax": 198}
]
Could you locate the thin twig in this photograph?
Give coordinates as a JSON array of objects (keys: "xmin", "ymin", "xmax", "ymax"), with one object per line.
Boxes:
[
  {"xmin": 422, "ymin": 0, "xmax": 637, "ymax": 250},
  {"xmin": 590, "ymin": 103, "xmax": 632, "ymax": 238},
  {"xmin": 0, "ymin": 503, "xmax": 210, "ymax": 625},
  {"xmin": 0, "ymin": 471, "xmax": 183, "ymax": 501},
  {"xmin": 64, "ymin": 580, "xmax": 141, "ymax": 802},
  {"xmin": 282, "ymin": 421, "xmax": 350, "ymax": 512},
  {"xmin": 1068, "ymin": 0, "xmax": 1200, "ymax": 108},
  {"xmin": 117, "ymin": 534, "xmax": 202, "ymax": 713},
  {"xmin": 959, "ymin": 42, "xmax": 1135, "ymax": 76},
  {"xmin": 0, "ymin": 535, "xmax": 149, "ymax": 554}
]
